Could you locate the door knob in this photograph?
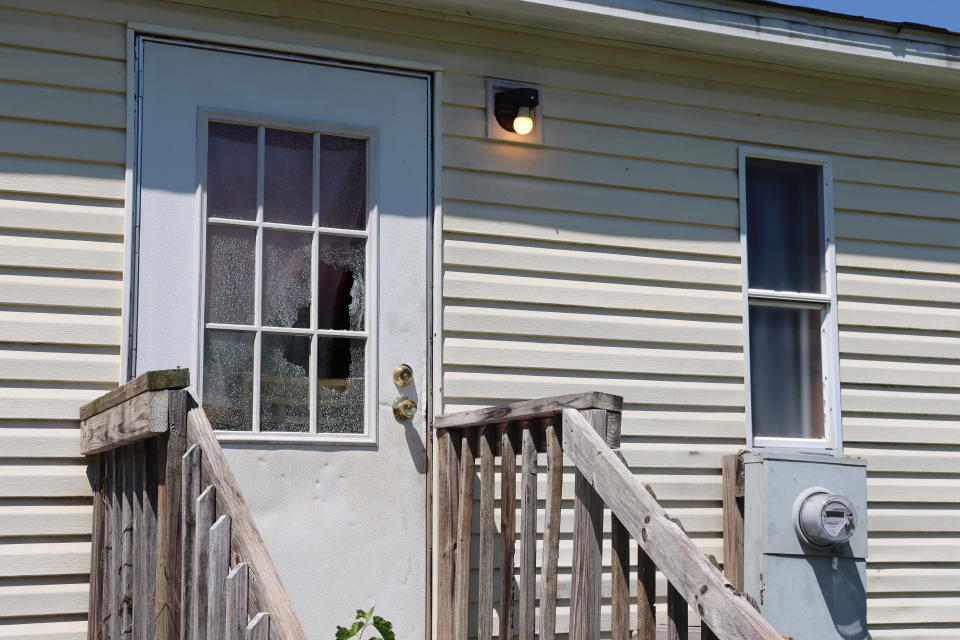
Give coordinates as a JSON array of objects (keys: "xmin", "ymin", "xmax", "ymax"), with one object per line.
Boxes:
[
  {"xmin": 393, "ymin": 396, "xmax": 418, "ymax": 422},
  {"xmin": 392, "ymin": 364, "xmax": 414, "ymax": 387}
]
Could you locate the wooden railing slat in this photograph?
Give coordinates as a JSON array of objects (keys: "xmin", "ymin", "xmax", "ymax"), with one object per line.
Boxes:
[
  {"xmin": 108, "ymin": 449, "xmax": 120, "ymax": 640},
  {"xmin": 180, "ymin": 445, "xmax": 202, "ymax": 640},
  {"xmin": 436, "ymin": 428, "xmax": 458, "ymax": 640},
  {"xmin": 80, "ymin": 368, "xmax": 190, "ymax": 422},
  {"xmin": 611, "ymin": 514, "xmax": 630, "ymax": 640},
  {"xmin": 454, "ymin": 430, "xmax": 475, "ymax": 640},
  {"xmin": 561, "ymin": 408, "xmax": 783, "ymax": 640},
  {"xmin": 435, "ymin": 392, "xmax": 622, "ymax": 430},
  {"xmin": 88, "ymin": 456, "xmax": 105, "ymax": 640},
  {"xmin": 246, "ymin": 613, "xmax": 270, "ymax": 640},
  {"xmin": 499, "ymin": 424, "xmax": 517, "ymax": 640},
  {"xmin": 637, "ymin": 544, "xmax": 656, "ymax": 640},
  {"xmin": 722, "ymin": 454, "xmax": 745, "ymax": 592},
  {"xmin": 477, "ymin": 427, "xmax": 495, "ymax": 640},
  {"xmin": 667, "ymin": 582, "xmax": 689, "ymax": 640},
  {"xmin": 192, "ymin": 486, "xmax": 216, "ymax": 640},
  {"xmin": 81, "ymin": 390, "xmax": 173, "ymax": 456},
  {"xmin": 540, "ymin": 418, "xmax": 562, "ymax": 640},
  {"xmin": 155, "ymin": 389, "xmax": 188, "ymax": 640},
  {"xmin": 518, "ymin": 423, "xmax": 537, "ymax": 640},
  {"xmin": 226, "ymin": 563, "xmax": 250, "ymax": 640},
  {"xmin": 569, "ymin": 409, "xmax": 606, "ymax": 640},
  {"xmin": 120, "ymin": 447, "xmax": 134, "ymax": 638},
  {"xmin": 207, "ymin": 515, "xmax": 232, "ymax": 640}
]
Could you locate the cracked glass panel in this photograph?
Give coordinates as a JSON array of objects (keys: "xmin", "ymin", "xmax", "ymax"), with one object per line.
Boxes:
[
  {"xmin": 261, "ymin": 333, "xmax": 311, "ymax": 432},
  {"xmin": 262, "ymin": 230, "xmax": 312, "ymax": 329},
  {"xmin": 317, "ymin": 237, "xmax": 365, "ymax": 331},
  {"xmin": 205, "ymin": 225, "xmax": 255, "ymax": 325},
  {"xmin": 264, "ymin": 129, "xmax": 313, "ymax": 226},
  {"xmin": 202, "ymin": 330, "xmax": 254, "ymax": 431},
  {"xmin": 318, "ymin": 135, "xmax": 367, "ymax": 230},
  {"xmin": 207, "ymin": 122, "xmax": 257, "ymax": 221},
  {"xmin": 316, "ymin": 337, "xmax": 365, "ymax": 433}
]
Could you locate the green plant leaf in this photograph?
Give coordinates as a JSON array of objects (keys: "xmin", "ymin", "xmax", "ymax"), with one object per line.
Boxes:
[
  {"xmin": 372, "ymin": 616, "xmax": 395, "ymax": 640},
  {"xmin": 336, "ymin": 621, "xmax": 365, "ymax": 640},
  {"xmin": 365, "ymin": 607, "xmax": 376, "ymax": 620}
]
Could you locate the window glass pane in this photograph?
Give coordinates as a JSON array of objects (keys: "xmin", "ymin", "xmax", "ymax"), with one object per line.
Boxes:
[
  {"xmin": 262, "ymin": 230, "xmax": 312, "ymax": 328},
  {"xmin": 316, "ymin": 337, "xmax": 365, "ymax": 433},
  {"xmin": 207, "ymin": 122, "xmax": 257, "ymax": 221},
  {"xmin": 205, "ymin": 225, "xmax": 255, "ymax": 325},
  {"xmin": 264, "ymin": 129, "xmax": 313, "ymax": 225},
  {"xmin": 746, "ymin": 158, "xmax": 823, "ymax": 293},
  {"xmin": 318, "ymin": 237, "xmax": 365, "ymax": 331},
  {"xmin": 203, "ymin": 330, "xmax": 254, "ymax": 431},
  {"xmin": 261, "ymin": 333, "xmax": 310, "ymax": 432},
  {"xmin": 318, "ymin": 135, "xmax": 366, "ymax": 230},
  {"xmin": 749, "ymin": 304, "xmax": 825, "ymax": 440}
]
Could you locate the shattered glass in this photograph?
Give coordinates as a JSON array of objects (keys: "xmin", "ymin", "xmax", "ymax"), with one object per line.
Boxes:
[
  {"xmin": 262, "ymin": 230, "xmax": 312, "ymax": 328},
  {"xmin": 202, "ymin": 330, "xmax": 254, "ymax": 431},
  {"xmin": 205, "ymin": 225, "xmax": 255, "ymax": 325},
  {"xmin": 260, "ymin": 333, "xmax": 310, "ymax": 432},
  {"xmin": 317, "ymin": 236, "xmax": 365, "ymax": 331},
  {"xmin": 316, "ymin": 337, "xmax": 365, "ymax": 433}
]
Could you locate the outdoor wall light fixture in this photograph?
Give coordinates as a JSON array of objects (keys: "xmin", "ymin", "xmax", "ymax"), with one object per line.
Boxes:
[{"xmin": 494, "ymin": 87, "xmax": 540, "ymax": 135}]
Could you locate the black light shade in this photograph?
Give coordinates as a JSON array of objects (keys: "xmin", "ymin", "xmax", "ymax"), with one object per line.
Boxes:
[{"xmin": 494, "ymin": 87, "xmax": 540, "ymax": 134}]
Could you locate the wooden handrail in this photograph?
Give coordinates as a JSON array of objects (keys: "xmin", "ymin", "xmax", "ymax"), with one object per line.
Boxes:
[
  {"xmin": 81, "ymin": 369, "xmax": 306, "ymax": 640},
  {"xmin": 434, "ymin": 392, "xmax": 783, "ymax": 640},
  {"xmin": 561, "ymin": 408, "xmax": 783, "ymax": 640}
]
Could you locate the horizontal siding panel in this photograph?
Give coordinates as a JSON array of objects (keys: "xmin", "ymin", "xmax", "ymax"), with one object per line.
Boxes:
[
  {"xmin": 871, "ymin": 508, "xmax": 960, "ymax": 533},
  {"xmin": 444, "ymin": 236, "xmax": 740, "ymax": 286},
  {"xmin": 0, "ymin": 43, "xmax": 124, "ymax": 92},
  {"xmin": 846, "ymin": 416, "xmax": 960, "ymax": 446},
  {"xmin": 443, "ymin": 135, "xmax": 738, "ymax": 199},
  {"xmin": 871, "ymin": 628, "xmax": 960, "ymax": 639},
  {"xmin": 0, "ymin": 347, "xmax": 118, "ymax": 383},
  {"xmin": 840, "ymin": 358, "xmax": 960, "ymax": 388},
  {"xmin": 869, "ymin": 596, "xmax": 960, "ymax": 625},
  {"xmin": 0, "ymin": 272, "xmax": 122, "ymax": 310},
  {"xmin": 869, "ymin": 539, "xmax": 960, "ymax": 564},
  {"xmin": 839, "ymin": 299, "xmax": 960, "ymax": 333},
  {"xmin": 0, "ymin": 196, "xmax": 123, "ymax": 236},
  {"xmin": 0, "ymin": 80, "xmax": 124, "ymax": 129},
  {"xmin": 850, "ymin": 446, "xmax": 960, "ymax": 473},
  {"xmin": 444, "ymin": 371, "xmax": 742, "ymax": 409},
  {"xmin": 838, "ymin": 240, "xmax": 960, "ymax": 278},
  {"xmin": 836, "ymin": 182, "xmax": 960, "ymax": 222},
  {"xmin": 840, "ymin": 329, "xmax": 960, "ymax": 361},
  {"xmin": 444, "ymin": 336, "xmax": 742, "ymax": 378},
  {"xmin": 0, "ymin": 385, "xmax": 114, "ymax": 420},
  {"xmin": 0, "ymin": 428, "xmax": 80, "ymax": 458},
  {"xmin": 0, "ymin": 581, "xmax": 88, "ymax": 618},
  {"xmin": 0, "ymin": 233, "xmax": 123, "ymax": 272},
  {"xmin": 868, "ymin": 567, "xmax": 960, "ymax": 594},
  {"xmin": 0, "ymin": 309, "xmax": 121, "ymax": 346},
  {"xmin": 0, "ymin": 620, "xmax": 86, "ymax": 640},
  {"xmin": 443, "ymin": 169, "xmax": 739, "ymax": 228},
  {"xmin": 0, "ymin": 541, "xmax": 89, "ymax": 577},
  {"xmin": 0, "ymin": 155, "xmax": 123, "ymax": 200},
  {"xmin": 842, "ymin": 388, "xmax": 960, "ymax": 417},
  {"xmin": 0, "ymin": 504, "xmax": 91, "ymax": 537},
  {"xmin": 838, "ymin": 271, "xmax": 960, "ymax": 305},
  {"xmin": 0, "ymin": 118, "xmax": 123, "ymax": 165},
  {"xmin": 444, "ymin": 200, "xmax": 740, "ymax": 257},
  {"xmin": 0, "ymin": 6, "xmax": 123, "ymax": 59},
  {"xmin": 444, "ymin": 270, "xmax": 741, "ymax": 316},
  {"xmin": 869, "ymin": 477, "xmax": 960, "ymax": 504},
  {"xmin": 443, "ymin": 303, "xmax": 743, "ymax": 347},
  {"xmin": 0, "ymin": 465, "xmax": 89, "ymax": 498},
  {"xmin": 838, "ymin": 212, "xmax": 960, "ymax": 253}
]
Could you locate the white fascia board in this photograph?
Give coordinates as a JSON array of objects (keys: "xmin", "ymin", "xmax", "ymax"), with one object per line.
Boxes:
[{"xmin": 380, "ymin": 0, "xmax": 960, "ymax": 89}]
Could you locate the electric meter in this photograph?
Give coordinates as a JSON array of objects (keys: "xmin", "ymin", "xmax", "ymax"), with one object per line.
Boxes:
[{"xmin": 794, "ymin": 488, "xmax": 856, "ymax": 548}]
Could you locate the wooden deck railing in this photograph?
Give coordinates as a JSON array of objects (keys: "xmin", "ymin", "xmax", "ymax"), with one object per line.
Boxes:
[
  {"xmin": 80, "ymin": 369, "xmax": 307, "ymax": 640},
  {"xmin": 434, "ymin": 393, "xmax": 784, "ymax": 640}
]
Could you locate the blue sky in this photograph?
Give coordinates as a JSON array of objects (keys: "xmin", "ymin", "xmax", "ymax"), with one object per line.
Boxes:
[{"xmin": 783, "ymin": 0, "xmax": 960, "ymax": 32}]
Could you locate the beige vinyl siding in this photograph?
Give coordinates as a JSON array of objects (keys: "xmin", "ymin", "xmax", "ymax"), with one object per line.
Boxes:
[{"xmin": 0, "ymin": 0, "xmax": 956, "ymax": 637}]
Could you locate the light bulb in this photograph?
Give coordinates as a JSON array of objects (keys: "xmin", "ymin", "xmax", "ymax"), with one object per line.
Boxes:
[{"xmin": 512, "ymin": 106, "xmax": 534, "ymax": 135}]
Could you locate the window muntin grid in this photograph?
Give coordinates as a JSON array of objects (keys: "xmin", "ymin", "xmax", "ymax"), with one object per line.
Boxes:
[{"xmin": 199, "ymin": 119, "xmax": 371, "ymax": 436}]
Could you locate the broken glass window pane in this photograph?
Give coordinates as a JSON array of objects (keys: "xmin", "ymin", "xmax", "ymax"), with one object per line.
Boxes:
[
  {"xmin": 316, "ymin": 337, "xmax": 365, "ymax": 433},
  {"xmin": 260, "ymin": 333, "xmax": 311, "ymax": 432},
  {"xmin": 262, "ymin": 230, "xmax": 312, "ymax": 329},
  {"xmin": 202, "ymin": 330, "xmax": 254, "ymax": 431},
  {"xmin": 205, "ymin": 224, "xmax": 255, "ymax": 325},
  {"xmin": 317, "ymin": 236, "xmax": 365, "ymax": 331}
]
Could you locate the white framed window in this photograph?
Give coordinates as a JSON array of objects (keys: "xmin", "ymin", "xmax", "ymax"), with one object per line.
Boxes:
[
  {"xmin": 739, "ymin": 147, "xmax": 841, "ymax": 453},
  {"xmin": 196, "ymin": 110, "xmax": 378, "ymax": 443}
]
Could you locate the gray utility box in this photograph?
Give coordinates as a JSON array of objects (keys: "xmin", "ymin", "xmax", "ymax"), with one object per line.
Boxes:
[{"xmin": 743, "ymin": 452, "xmax": 869, "ymax": 640}]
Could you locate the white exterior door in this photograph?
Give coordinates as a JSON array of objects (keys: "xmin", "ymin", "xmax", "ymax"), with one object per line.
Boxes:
[{"xmin": 132, "ymin": 39, "xmax": 431, "ymax": 637}]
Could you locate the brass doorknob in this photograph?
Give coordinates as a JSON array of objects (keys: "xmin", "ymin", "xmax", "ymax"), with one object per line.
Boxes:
[
  {"xmin": 392, "ymin": 364, "xmax": 414, "ymax": 387},
  {"xmin": 393, "ymin": 397, "xmax": 418, "ymax": 422}
]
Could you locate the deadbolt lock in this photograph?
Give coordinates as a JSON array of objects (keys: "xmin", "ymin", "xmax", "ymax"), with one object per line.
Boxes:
[
  {"xmin": 392, "ymin": 364, "xmax": 414, "ymax": 387},
  {"xmin": 393, "ymin": 397, "xmax": 418, "ymax": 422}
]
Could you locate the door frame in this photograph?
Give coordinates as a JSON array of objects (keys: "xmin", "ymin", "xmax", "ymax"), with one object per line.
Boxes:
[{"xmin": 121, "ymin": 26, "xmax": 443, "ymax": 638}]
